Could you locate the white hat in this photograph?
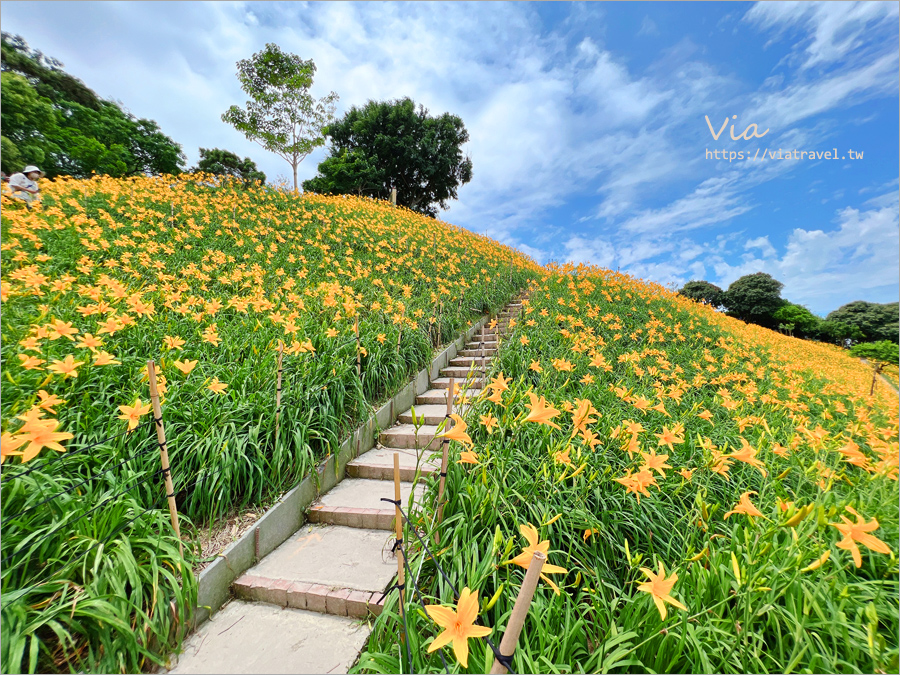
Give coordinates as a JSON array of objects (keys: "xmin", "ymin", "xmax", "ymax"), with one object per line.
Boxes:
[{"xmin": 23, "ymin": 165, "xmax": 43, "ymax": 176}]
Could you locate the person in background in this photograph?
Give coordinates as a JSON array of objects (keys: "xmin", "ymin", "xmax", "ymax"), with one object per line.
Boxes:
[{"xmin": 8, "ymin": 165, "xmax": 43, "ymax": 206}]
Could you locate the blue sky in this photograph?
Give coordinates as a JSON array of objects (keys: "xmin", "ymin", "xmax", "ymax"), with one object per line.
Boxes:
[{"xmin": 2, "ymin": 1, "xmax": 898, "ymax": 316}]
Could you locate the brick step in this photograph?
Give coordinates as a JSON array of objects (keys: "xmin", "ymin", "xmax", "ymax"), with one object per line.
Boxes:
[
  {"xmin": 416, "ymin": 388, "xmax": 454, "ymax": 405},
  {"xmin": 231, "ymin": 523, "xmax": 404, "ymax": 619},
  {"xmin": 458, "ymin": 347, "xmax": 497, "ymax": 357},
  {"xmin": 306, "ymin": 478, "xmax": 425, "ymax": 530},
  {"xmin": 431, "ymin": 377, "xmax": 483, "ymax": 390},
  {"xmin": 449, "ymin": 356, "xmax": 493, "ymax": 367},
  {"xmin": 379, "ymin": 423, "xmax": 441, "ymax": 450},
  {"xmin": 441, "ymin": 366, "xmax": 488, "ymax": 378},
  {"xmin": 347, "ymin": 446, "xmax": 441, "ymax": 481},
  {"xmin": 400, "ymin": 404, "xmax": 467, "ymax": 425},
  {"xmin": 235, "ymin": 575, "xmax": 384, "ymax": 619}
]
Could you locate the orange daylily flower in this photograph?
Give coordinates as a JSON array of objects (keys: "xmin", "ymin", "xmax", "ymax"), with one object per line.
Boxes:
[
  {"xmin": 640, "ymin": 449, "xmax": 672, "ymax": 477},
  {"xmin": 1, "ymin": 432, "xmax": 26, "ymax": 464},
  {"xmin": 163, "ymin": 335, "xmax": 185, "ymax": 350},
  {"xmin": 637, "ymin": 561, "xmax": 687, "ymax": 620},
  {"xmin": 36, "ymin": 390, "xmax": 66, "ymax": 414},
  {"xmin": 47, "ymin": 355, "xmax": 85, "ymax": 379},
  {"xmin": 208, "ymin": 377, "xmax": 228, "ymax": 394},
  {"xmin": 480, "ymin": 413, "xmax": 498, "ymax": 434},
  {"xmin": 524, "ymin": 392, "xmax": 561, "ymax": 429},
  {"xmin": 457, "ymin": 450, "xmax": 479, "ymax": 465},
  {"xmin": 505, "ymin": 523, "xmax": 567, "ymax": 594},
  {"xmin": 173, "ymin": 359, "xmax": 199, "ymax": 375},
  {"xmin": 118, "ymin": 398, "xmax": 152, "ymax": 430},
  {"xmin": 829, "ymin": 506, "xmax": 892, "ymax": 568},
  {"xmin": 424, "ymin": 587, "xmax": 491, "ymax": 668},
  {"xmin": 18, "ymin": 354, "xmax": 45, "ymax": 370},
  {"xmin": 724, "ymin": 491, "xmax": 764, "ymax": 520},
  {"xmin": 92, "ymin": 351, "xmax": 120, "ymax": 366},
  {"xmin": 570, "ymin": 398, "xmax": 599, "ymax": 438},
  {"xmin": 437, "ymin": 413, "xmax": 473, "ymax": 449},
  {"xmin": 14, "ymin": 419, "xmax": 74, "ymax": 463},
  {"xmin": 725, "ymin": 438, "xmax": 768, "ymax": 477}
]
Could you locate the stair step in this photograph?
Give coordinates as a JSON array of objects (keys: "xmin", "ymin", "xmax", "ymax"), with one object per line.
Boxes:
[
  {"xmin": 431, "ymin": 377, "xmax": 483, "ymax": 390},
  {"xmin": 449, "ymin": 356, "xmax": 493, "ymax": 367},
  {"xmin": 416, "ymin": 388, "xmax": 454, "ymax": 405},
  {"xmin": 236, "ymin": 523, "xmax": 401, "ymax": 608},
  {"xmin": 458, "ymin": 348, "xmax": 497, "ymax": 357},
  {"xmin": 347, "ymin": 446, "xmax": 441, "ymax": 480},
  {"xmin": 400, "ymin": 404, "xmax": 467, "ymax": 425},
  {"xmin": 379, "ymin": 423, "xmax": 441, "ymax": 450},
  {"xmin": 307, "ymin": 478, "xmax": 425, "ymax": 530},
  {"xmin": 441, "ymin": 366, "xmax": 488, "ymax": 378},
  {"xmin": 168, "ymin": 600, "xmax": 371, "ymax": 673}
]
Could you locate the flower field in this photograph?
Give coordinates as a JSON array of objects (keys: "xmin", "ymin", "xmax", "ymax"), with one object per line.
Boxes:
[
  {"xmin": 0, "ymin": 176, "xmax": 538, "ymax": 674},
  {"xmin": 358, "ymin": 265, "xmax": 899, "ymax": 674}
]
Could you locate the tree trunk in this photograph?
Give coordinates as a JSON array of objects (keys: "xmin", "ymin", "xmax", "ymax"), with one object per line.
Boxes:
[{"xmin": 292, "ymin": 161, "xmax": 298, "ymax": 195}]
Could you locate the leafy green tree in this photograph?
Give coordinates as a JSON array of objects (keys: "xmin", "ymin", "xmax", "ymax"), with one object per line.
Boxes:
[
  {"xmin": 191, "ymin": 147, "xmax": 266, "ymax": 185},
  {"xmin": 723, "ymin": 272, "xmax": 786, "ymax": 327},
  {"xmin": 850, "ymin": 340, "xmax": 899, "ymax": 365},
  {"xmin": 0, "ymin": 71, "xmax": 58, "ymax": 172},
  {"xmin": 1, "ymin": 33, "xmax": 185, "ymax": 178},
  {"xmin": 222, "ymin": 43, "xmax": 338, "ymax": 192},
  {"xmin": 773, "ymin": 303, "xmax": 820, "ymax": 338},
  {"xmin": 303, "ymin": 97, "xmax": 473, "ymax": 217},
  {"xmin": 817, "ymin": 320, "xmax": 865, "ymax": 345},
  {"xmin": 678, "ymin": 280, "xmax": 725, "ymax": 308},
  {"xmin": 826, "ymin": 301, "xmax": 899, "ymax": 344},
  {"xmin": 2, "ymin": 31, "xmax": 101, "ymax": 110}
]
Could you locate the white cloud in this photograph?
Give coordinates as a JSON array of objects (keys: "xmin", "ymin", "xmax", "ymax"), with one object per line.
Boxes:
[
  {"xmin": 744, "ymin": 235, "xmax": 777, "ymax": 258},
  {"xmin": 710, "ymin": 190, "xmax": 900, "ymax": 313},
  {"xmin": 743, "ymin": 1, "xmax": 899, "ymax": 70},
  {"xmin": 638, "ymin": 16, "xmax": 659, "ymax": 37}
]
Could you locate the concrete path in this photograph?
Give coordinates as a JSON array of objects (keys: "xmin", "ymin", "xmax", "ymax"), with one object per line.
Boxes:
[{"xmin": 167, "ymin": 295, "xmax": 525, "ymax": 674}]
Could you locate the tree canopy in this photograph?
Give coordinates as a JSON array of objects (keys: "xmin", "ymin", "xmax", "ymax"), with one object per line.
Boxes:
[
  {"xmin": 678, "ymin": 280, "xmax": 725, "ymax": 308},
  {"xmin": 302, "ymin": 97, "xmax": 473, "ymax": 217},
  {"xmin": 191, "ymin": 147, "xmax": 265, "ymax": 185},
  {"xmin": 1, "ymin": 32, "xmax": 185, "ymax": 178},
  {"xmin": 222, "ymin": 43, "xmax": 338, "ymax": 193},
  {"xmin": 722, "ymin": 272, "xmax": 785, "ymax": 326},
  {"xmin": 826, "ymin": 301, "xmax": 899, "ymax": 344},
  {"xmin": 772, "ymin": 303, "xmax": 820, "ymax": 338}
]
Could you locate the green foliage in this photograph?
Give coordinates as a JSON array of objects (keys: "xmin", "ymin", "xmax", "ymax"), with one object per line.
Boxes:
[
  {"xmin": 191, "ymin": 147, "xmax": 266, "ymax": 185},
  {"xmin": 773, "ymin": 303, "xmax": 820, "ymax": 338},
  {"xmin": 818, "ymin": 320, "xmax": 865, "ymax": 345},
  {"xmin": 723, "ymin": 272, "xmax": 785, "ymax": 326},
  {"xmin": 678, "ymin": 281, "xmax": 725, "ymax": 309},
  {"xmin": 827, "ymin": 301, "xmax": 899, "ymax": 344},
  {"xmin": 0, "ymin": 71, "xmax": 56, "ymax": 172},
  {"xmin": 1, "ymin": 32, "xmax": 186, "ymax": 178},
  {"xmin": 303, "ymin": 97, "xmax": 473, "ymax": 218},
  {"xmin": 222, "ymin": 43, "xmax": 338, "ymax": 192},
  {"xmin": 850, "ymin": 341, "xmax": 899, "ymax": 365}
]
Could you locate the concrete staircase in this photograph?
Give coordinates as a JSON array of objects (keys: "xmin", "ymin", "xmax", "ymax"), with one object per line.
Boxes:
[{"xmin": 169, "ymin": 296, "xmax": 525, "ymax": 674}]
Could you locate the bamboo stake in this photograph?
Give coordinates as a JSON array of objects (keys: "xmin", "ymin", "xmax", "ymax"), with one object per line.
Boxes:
[
  {"xmin": 275, "ymin": 340, "xmax": 284, "ymax": 443},
  {"xmin": 147, "ymin": 361, "xmax": 183, "ymax": 556},
  {"xmin": 393, "ymin": 453, "xmax": 406, "ymax": 642},
  {"xmin": 355, "ymin": 314, "xmax": 361, "ymax": 378},
  {"xmin": 435, "ymin": 377, "xmax": 454, "ymax": 537},
  {"xmin": 489, "ymin": 551, "xmax": 546, "ymax": 674}
]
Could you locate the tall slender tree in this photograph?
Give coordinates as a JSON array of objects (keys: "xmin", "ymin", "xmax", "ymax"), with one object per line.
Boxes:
[{"xmin": 222, "ymin": 44, "xmax": 338, "ymax": 192}]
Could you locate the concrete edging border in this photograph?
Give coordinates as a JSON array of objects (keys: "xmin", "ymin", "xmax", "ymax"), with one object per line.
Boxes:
[{"xmin": 192, "ymin": 310, "xmax": 496, "ymax": 627}]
